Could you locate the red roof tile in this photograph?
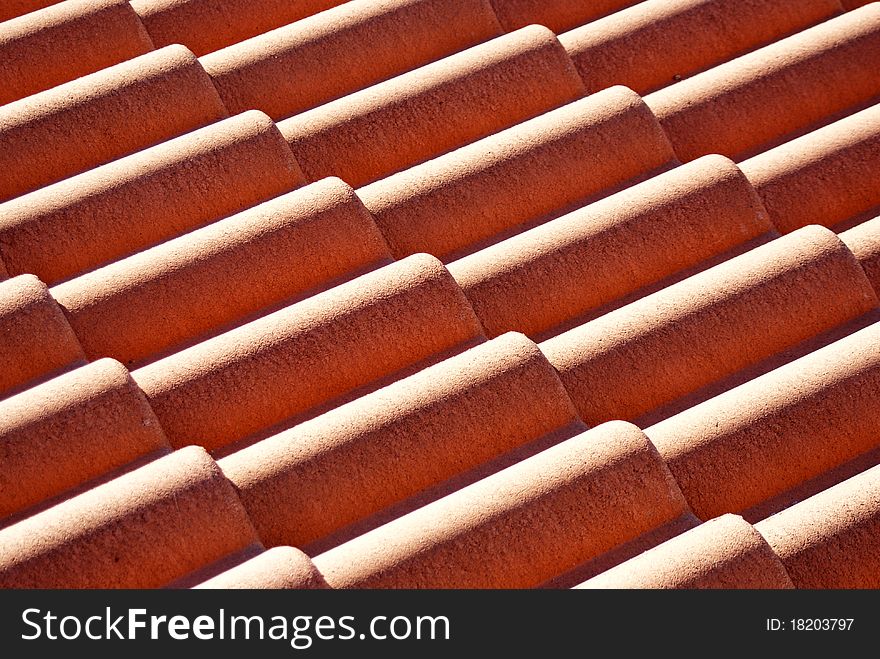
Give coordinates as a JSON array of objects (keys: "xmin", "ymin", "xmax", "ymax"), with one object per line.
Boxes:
[
  {"xmin": 0, "ymin": 0, "xmax": 62, "ymax": 23},
  {"xmin": 201, "ymin": 0, "xmax": 503, "ymax": 119},
  {"xmin": 0, "ymin": 0, "xmax": 154, "ymax": 106},
  {"xmin": 193, "ymin": 547, "xmax": 327, "ymax": 589},
  {"xmin": 842, "ymin": 216, "xmax": 880, "ymax": 292},
  {"xmin": 488, "ymin": 0, "xmax": 639, "ymax": 33}
]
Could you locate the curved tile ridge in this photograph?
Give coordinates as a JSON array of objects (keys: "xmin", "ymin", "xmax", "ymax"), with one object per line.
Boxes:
[
  {"xmin": 0, "ymin": 446, "xmax": 258, "ymax": 588},
  {"xmin": 541, "ymin": 226, "xmax": 878, "ymax": 425},
  {"xmin": 0, "ymin": 0, "xmax": 153, "ymax": 106},
  {"xmin": 0, "ymin": 359, "xmax": 169, "ymax": 522},
  {"xmin": 646, "ymin": 320, "xmax": 880, "ymax": 520},
  {"xmin": 450, "ymin": 154, "xmax": 773, "ymax": 339},
  {"xmin": 740, "ymin": 101, "xmax": 880, "ymax": 234},
  {"xmin": 359, "ymin": 86, "xmax": 675, "ymax": 262},
  {"xmin": 133, "ymin": 254, "xmax": 485, "ymax": 452},
  {"xmin": 841, "ymin": 216, "xmax": 880, "ymax": 294},
  {"xmin": 0, "ymin": 44, "xmax": 227, "ymax": 203},
  {"xmin": 202, "ymin": 0, "xmax": 502, "ymax": 120},
  {"xmin": 53, "ymin": 177, "xmax": 390, "ymax": 366},
  {"xmin": 131, "ymin": 0, "xmax": 346, "ymax": 56},
  {"xmin": 192, "ymin": 547, "xmax": 327, "ymax": 589},
  {"xmin": 313, "ymin": 421, "xmax": 688, "ymax": 588},
  {"xmin": 645, "ymin": 4, "xmax": 880, "ymax": 161},
  {"xmin": 756, "ymin": 462, "xmax": 880, "ymax": 588},
  {"xmin": 561, "ymin": 0, "xmax": 841, "ymax": 95},
  {"xmin": 578, "ymin": 514, "xmax": 794, "ymax": 589},
  {"xmin": 0, "ymin": 111, "xmax": 303, "ymax": 286},
  {"xmin": 0, "ymin": 0, "xmax": 62, "ymax": 23},
  {"xmin": 488, "ymin": 0, "xmax": 639, "ymax": 33},
  {"xmin": 0, "ymin": 274, "xmax": 85, "ymax": 398},
  {"xmin": 277, "ymin": 25, "xmax": 585, "ymax": 187},
  {"xmin": 219, "ymin": 332, "xmax": 583, "ymax": 550}
]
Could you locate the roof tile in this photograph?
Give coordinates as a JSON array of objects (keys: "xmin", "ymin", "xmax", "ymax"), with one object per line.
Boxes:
[
  {"xmin": 0, "ymin": 446, "xmax": 258, "ymax": 588},
  {"xmin": 219, "ymin": 332, "xmax": 583, "ymax": 550},
  {"xmin": 841, "ymin": 216, "xmax": 880, "ymax": 293},
  {"xmin": 132, "ymin": 254, "xmax": 484, "ymax": 452},
  {"xmin": 0, "ymin": 44, "xmax": 227, "ymax": 202},
  {"xmin": 359, "ymin": 86, "xmax": 675, "ymax": 261},
  {"xmin": 646, "ymin": 320, "xmax": 880, "ymax": 519},
  {"xmin": 0, "ymin": 274, "xmax": 85, "ymax": 397},
  {"xmin": 313, "ymin": 421, "xmax": 688, "ymax": 588},
  {"xmin": 561, "ymin": 0, "xmax": 841, "ymax": 95},
  {"xmin": 488, "ymin": 0, "xmax": 639, "ymax": 33},
  {"xmin": 277, "ymin": 25, "xmax": 585, "ymax": 187},
  {"xmin": 450, "ymin": 154, "xmax": 773, "ymax": 339},
  {"xmin": 579, "ymin": 514, "xmax": 794, "ymax": 589},
  {"xmin": 0, "ymin": 0, "xmax": 154, "ymax": 106},
  {"xmin": 0, "ymin": 110, "xmax": 303, "ymax": 285},
  {"xmin": 756, "ymin": 462, "xmax": 880, "ymax": 588},
  {"xmin": 53, "ymin": 177, "xmax": 389, "ymax": 365},
  {"xmin": 0, "ymin": 358, "xmax": 169, "ymax": 520},
  {"xmin": 541, "ymin": 226, "xmax": 877, "ymax": 425},
  {"xmin": 646, "ymin": 5, "xmax": 880, "ymax": 161},
  {"xmin": 193, "ymin": 547, "xmax": 327, "ymax": 589},
  {"xmin": 0, "ymin": 0, "xmax": 62, "ymax": 23},
  {"xmin": 201, "ymin": 0, "xmax": 502, "ymax": 120}
]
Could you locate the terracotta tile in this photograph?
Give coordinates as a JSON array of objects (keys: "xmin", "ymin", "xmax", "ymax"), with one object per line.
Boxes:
[
  {"xmin": 842, "ymin": 0, "xmax": 875, "ymax": 9},
  {"xmin": 450, "ymin": 154, "xmax": 773, "ymax": 339},
  {"xmin": 131, "ymin": 0, "xmax": 346, "ymax": 56},
  {"xmin": 0, "ymin": 0, "xmax": 62, "ymax": 23},
  {"xmin": 220, "ymin": 332, "xmax": 583, "ymax": 549},
  {"xmin": 0, "ymin": 359, "xmax": 168, "ymax": 520},
  {"xmin": 0, "ymin": 111, "xmax": 303, "ymax": 286},
  {"xmin": 541, "ymin": 226, "xmax": 877, "ymax": 424},
  {"xmin": 0, "ymin": 274, "xmax": 84, "ymax": 398},
  {"xmin": 359, "ymin": 87, "xmax": 675, "ymax": 261},
  {"xmin": 741, "ymin": 102, "xmax": 880, "ymax": 233},
  {"xmin": 841, "ymin": 216, "xmax": 880, "ymax": 294},
  {"xmin": 646, "ymin": 5, "xmax": 880, "ymax": 161},
  {"xmin": 0, "ymin": 446, "xmax": 258, "ymax": 588},
  {"xmin": 314, "ymin": 421, "xmax": 688, "ymax": 588},
  {"xmin": 278, "ymin": 26, "xmax": 584, "ymax": 187},
  {"xmin": 488, "ymin": 0, "xmax": 640, "ymax": 33},
  {"xmin": 0, "ymin": 45, "xmax": 227, "ymax": 202},
  {"xmin": 193, "ymin": 547, "xmax": 327, "ymax": 589},
  {"xmin": 133, "ymin": 255, "xmax": 485, "ymax": 452},
  {"xmin": 562, "ymin": 0, "xmax": 840, "ymax": 95},
  {"xmin": 756, "ymin": 463, "xmax": 880, "ymax": 588},
  {"xmin": 202, "ymin": 0, "xmax": 502, "ymax": 120},
  {"xmin": 53, "ymin": 178, "xmax": 389, "ymax": 366},
  {"xmin": 0, "ymin": 0, "xmax": 154, "ymax": 106},
  {"xmin": 579, "ymin": 514, "xmax": 794, "ymax": 589},
  {"xmin": 646, "ymin": 321, "xmax": 880, "ymax": 519}
]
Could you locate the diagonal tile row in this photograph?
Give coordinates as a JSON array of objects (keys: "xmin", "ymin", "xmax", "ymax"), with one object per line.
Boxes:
[{"xmin": 1, "ymin": 314, "xmax": 878, "ymax": 588}]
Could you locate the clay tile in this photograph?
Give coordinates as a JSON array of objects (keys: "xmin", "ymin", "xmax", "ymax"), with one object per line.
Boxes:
[
  {"xmin": 488, "ymin": 0, "xmax": 639, "ymax": 33},
  {"xmin": 0, "ymin": 446, "xmax": 258, "ymax": 588},
  {"xmin": 450, "ymin": 154, "xmax": 773, "ymax": 339},
  {"xmin": 130, "ymin": 0, "xmax": 347, "ymax": 56},
  {"xmin": 0, "ymin": 0, "xmax": 154, "ymax": 106},
  {"xmin": 842, "ymin": 0, "xmax": 874, "ymax": 9},
  {"xmin": 841, "ymin": 216, "xmax": 880, "ymax": 294},
  {"xmin": 202, "ymin": 0, "xmax": 503, "ymax": 120},
  {"xmin": 741, "ymin": 102, "xmax": 880, "ymax": 234},
  {"xmin": 0, "ymin": 111, "xmax": 303, "ymax": 286},
  {"xmin": 278, "ymin": 25, "xmax": 584, "ymax": 187},
  {"xmin": 193, "ymin": 547, "xmax": 327, "ymax": 589},
  {"xmin": 53, "ymin": 178, "xmax": 389, "ymax": 366},
  {"xmin": 313, "ymin": 421, "xmax": 688, "ymax": 588},
  {"xmin": 579, "ymin": 514, "xmax": 794, "ymax": 589},
  {"xmin": 561, "ymin": 0, "xmax": 840, "ymax": 95},
  {"xmin": 755, "ymin": 463, "xmax": 880, "ymax": 588},
  {"xmin": 645, "ymin": 5, "xmax": 880, "ymax": 162},
  {"xmin": 0, "ymin": 274, "xmax": 84, "ymax": 398},
  {"xmin": 0, "ymin": 0, "xmax": 62, "ymax": 23},
  {"xmin": 133, "ymin": 254, "xmax": 485, "ymax": 452},
  {"xmin": 220, "ymin": 332, "xmax": 583, "ymax": 549},
  {"xmin": 359, "ymin": 87, "xmax": 675, "ymax": 261},
  {"xmin": 0, "ymin": 44, "xmax": 227, "ymax": 202},
  {"xmin": 646, "ymin": 321, "xmax": 880, "ymax": 520},
  {"xmin": 541, "ymin": 226, "xmax": 878, "ymax": 425},
  {"xmin": 0, "ymin": 358, "xmax": 169, "ymax": 520}
]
